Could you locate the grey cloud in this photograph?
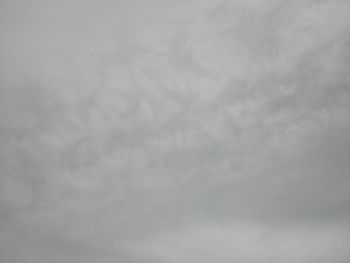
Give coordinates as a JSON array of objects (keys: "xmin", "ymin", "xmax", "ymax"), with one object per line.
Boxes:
[{"xmin": 1, "ymin": 0, "xmax": 350, "ymax": 262}]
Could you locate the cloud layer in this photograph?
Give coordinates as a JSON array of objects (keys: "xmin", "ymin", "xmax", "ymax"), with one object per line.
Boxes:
[{"xmin": 1, "ymin": 0, "xmax": 350, "ymax": 262}]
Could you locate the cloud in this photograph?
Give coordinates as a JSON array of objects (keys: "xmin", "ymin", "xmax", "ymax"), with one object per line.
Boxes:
[
  {"xmin": 130, "ymin": 221, "xmax": 350, "ymax": 263},
  {"xmin": 1, "ymin": 0, "xmax": 350, "ymax": 262}
]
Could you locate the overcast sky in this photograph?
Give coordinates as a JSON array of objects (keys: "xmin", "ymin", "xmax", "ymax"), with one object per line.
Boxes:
[{"xmin": 1, "ymin": 0, "xmax": 350, "ymax": 262}]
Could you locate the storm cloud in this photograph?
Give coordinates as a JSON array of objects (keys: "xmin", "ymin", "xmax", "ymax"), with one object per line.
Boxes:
[{"xmin": 1, "ymin": 0, "xmax": 350, "ymax": 262}]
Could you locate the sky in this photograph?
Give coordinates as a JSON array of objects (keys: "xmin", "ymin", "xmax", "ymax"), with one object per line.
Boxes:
[{"xmin": 0, "ymin": 0, "xmax": 350, "ymax": 262}]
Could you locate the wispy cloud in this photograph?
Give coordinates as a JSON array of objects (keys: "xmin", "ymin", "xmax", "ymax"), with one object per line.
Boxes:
[{"xmin": 1, "ymin": 0, "xmax": 350, "ymax": 262}]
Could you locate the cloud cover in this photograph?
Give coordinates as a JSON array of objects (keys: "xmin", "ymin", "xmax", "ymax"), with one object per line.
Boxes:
[{"xmin": 1, "ymin": 0, "xmax": 350, "ymax": 262}]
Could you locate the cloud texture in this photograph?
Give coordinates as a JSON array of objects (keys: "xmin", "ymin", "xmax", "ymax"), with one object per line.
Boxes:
[{"xmin": 1, "ymin": 0, "xmax": 350, "ymax": 262}]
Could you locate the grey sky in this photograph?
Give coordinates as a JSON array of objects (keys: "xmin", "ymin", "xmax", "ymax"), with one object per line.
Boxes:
[{"xmin": 1, "ymin": 0, "xmax": 350, "ymax": 262}]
